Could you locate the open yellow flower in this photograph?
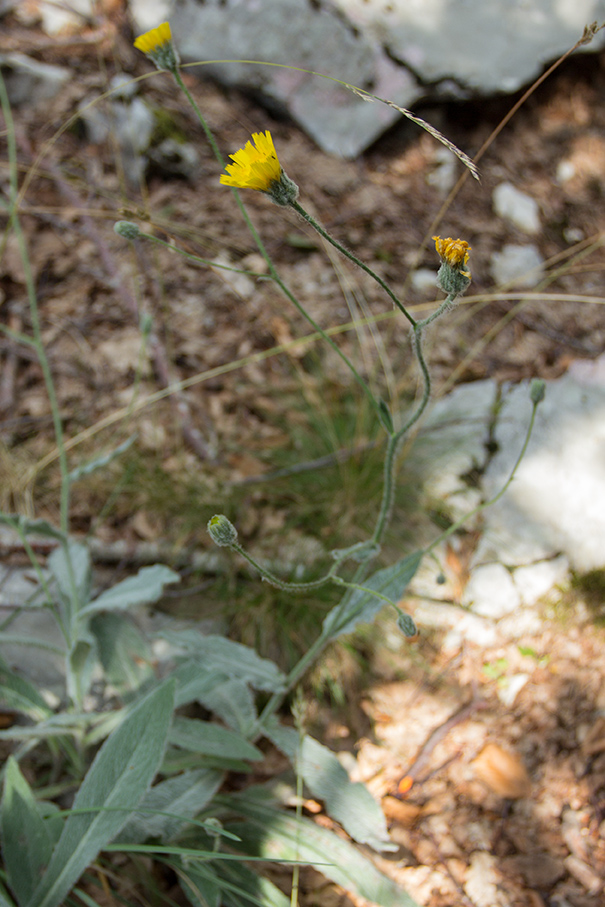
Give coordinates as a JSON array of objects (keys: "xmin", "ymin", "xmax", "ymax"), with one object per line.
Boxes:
[
  {"xmin": 220, "ymin": 131, "xmax": 299, "ymax": 205},
  {"xmin": 433, "ymin": 236, "xmax": 471, "ymax": 274},
  {"xmin": 220, "ymin": 131, "xmax": 282, "ymax": 191},
  {"xmin": 133, "ymin": 22, "xmax": 179, "ymax": 73}
]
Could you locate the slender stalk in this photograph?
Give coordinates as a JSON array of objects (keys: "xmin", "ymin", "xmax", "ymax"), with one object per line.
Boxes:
[
  {"xmin": 173, "ymin": 73, "xmax": 383, "ymax": 419},
  {"xmin": 289, "ymin": 199, "xmax": 417, "ymax": 328},
  {"xmin": 231, "ymin": 543, "xmax": 339, "ymax": 592}
]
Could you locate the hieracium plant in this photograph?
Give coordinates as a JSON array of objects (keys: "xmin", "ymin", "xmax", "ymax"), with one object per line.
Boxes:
[{"xmin": 0, "ymin": 20, "xmax": 546, "ymax": 907}]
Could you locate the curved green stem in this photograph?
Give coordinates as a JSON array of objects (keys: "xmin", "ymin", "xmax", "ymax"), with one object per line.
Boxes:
[
  {"xmin": 289, "ymin": 200, "xmax": 417, "ymax": 328},
  {"xmin": 231, "ymin": 543, "xmax": 339, "ymax": 592}
]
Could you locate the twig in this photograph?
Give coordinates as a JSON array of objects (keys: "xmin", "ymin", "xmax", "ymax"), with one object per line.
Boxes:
[{"xmin": 397, "ymin": 698, "xmax": 488, "ymax": 789}]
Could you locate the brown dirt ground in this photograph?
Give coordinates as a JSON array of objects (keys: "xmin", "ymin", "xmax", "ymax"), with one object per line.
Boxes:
[{"xmin": 1, "ymin": 4, "xmax": 605, "ymax": 907}]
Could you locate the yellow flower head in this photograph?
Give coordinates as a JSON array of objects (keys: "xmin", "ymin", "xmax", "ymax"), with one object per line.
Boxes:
[
  {"xmin": 433, "ymin": 236, "xmax": 471, "ymax": 274},
  {"xmin": 220, "ymin": 131, "xmax": 299, "ymax": 205},
  {"xmin": 220, "ymin": 131, "xmax": 282, "ymax": 191},
  {"xmin": 433, "ymin": 235, "xmax": 472, "ymax": 297},
  {"xmin": 133, "ymin": 22, "xmax": 179, "ymax": 73}
]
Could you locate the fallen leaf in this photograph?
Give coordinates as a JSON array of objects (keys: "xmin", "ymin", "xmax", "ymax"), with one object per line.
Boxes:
[{"xmin": 472, "ymin": 743, "xmax": 531, "ymax": 799}]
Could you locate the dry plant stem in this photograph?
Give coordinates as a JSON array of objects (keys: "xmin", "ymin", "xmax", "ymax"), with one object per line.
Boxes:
[
  {"xmin": 289, "ymin": 199, "xmax": 417, "ymax": 328},
  {"xmin": 1, "ymin": 72, "xmax": 86, "ymax": 707},
  {"xmin": 173, "ymin": 73, "xmax": 381, "ymax": 419},
  {"xmin": 0, "ymin": 73, "xmax": 70, "ymax": 537},
  {"xmin": 418, "ymin": 27, "xmax": 599, "ymax": 270}
]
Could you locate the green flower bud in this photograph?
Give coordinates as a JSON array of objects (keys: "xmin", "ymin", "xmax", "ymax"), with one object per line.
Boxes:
[
  {"xmin": 397, "ymin": 612, "xmax": 418, "ymax": 638},
  {"xmin": 207, "ymin": 514, "xmax": 238, "ymax": 547},
  {"xmin": 529, "ymin": 379, "xmax": 546, "ymax": 405},
  {"xmin": 114, "ymin": 221, "xmax": 141, "ymax": 240}
]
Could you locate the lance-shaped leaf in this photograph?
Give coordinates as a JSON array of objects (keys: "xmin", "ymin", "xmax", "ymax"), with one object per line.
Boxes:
[
  {"xmin": 266, "ymin": 721, "xmax": 395, "ymax": 852},
  {"xmin": 1, "ymin": 757, "xmax": 55, "ymax": 906},
  {"xmin": 160, "ymin": 631, "xmax": 286, "ymax": 692},
  {"xmin": 80, "ymin": 565, "xmax": 180, "ymax": 617},
  {"xmin": 27, "ymin": 679, "xmax": 175, "ymax": 907},
  {"xmin": 170, "ymin": 717, "xmax": 263, "ymax": 762},
  {"xmin": 322, "ymin": 551, "xmax": 423, "ymax": 639},
  {"xmin": 216, "ymin": 789, "xmax": 420, "ymax": 907}
]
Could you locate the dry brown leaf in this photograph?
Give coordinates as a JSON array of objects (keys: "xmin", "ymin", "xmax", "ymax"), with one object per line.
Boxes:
[
  {"xmin": 471, "ymin": 743, "xmax": 531, "ymax": 799},
  {"xmin": 382, "ymin": 795, "xmax": 422, "ymax": 827}
]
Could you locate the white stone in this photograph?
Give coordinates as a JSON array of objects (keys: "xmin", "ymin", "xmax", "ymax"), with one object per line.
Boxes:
[
  {"xmin": 490, "ymin": 244, "xmax": 545, "ymax": 288},
  {"xmin": 498, "ymin": 673, "xmax": 530, "ymax": 707},
  {"xmin": 37, "ymin": 0, "xmax": 94, "ymax": 34},
  {"xmin": 493, "ymin": 182, "xmax": 541, "ymax": 234},
  {"xmin": 410, "ymin": 268, "xmax": 438, "ymax": 294},
  {"xmin": 462, "ymin": 563, "xmax": 521, "ymax": 618},
  {"xmin": 442, "ymin": 613, "xmax": 499, "ymax": 650},
  {"xmin": 480, "ymin": 376, "xmax": 605, "ymax": 572},
  {"xmin": 512, "ymin": 556, "xmax": 569, "ymax": 606}
]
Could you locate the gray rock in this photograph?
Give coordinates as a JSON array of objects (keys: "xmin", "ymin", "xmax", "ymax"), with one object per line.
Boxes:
[
  {"xmin": 335, "ymin": 0, "xmax": 605, "ymax": 94},
  {"xmin": 490, "ymin": 244, "xmax": 545, "ymax": 288},
  {"xmin": 134, "ymin": 0, "xmax": 416, "ymax": 158},
  {"xmin": 0, "ymin": 52, "xmax": 71, "ymax": 106},
  {"xmin": 129, "ymin": 0, "xmax": 605, "ymax": 158},
  {"xmin": 413, "ymin": 379, "xmax": 497, "ymax": 512},
  {"xmin": 493, "ymin": 182, "xmax": 541, "ymax": 234},
  {"xmin": 79, "ymin": 94, "xmax": 155, "ymax": 184},
  {"xmin": 477, "ymin": 376, "xmax": 605, "ymax": 572}
]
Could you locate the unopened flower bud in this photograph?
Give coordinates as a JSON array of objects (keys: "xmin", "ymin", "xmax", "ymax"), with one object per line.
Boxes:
[
  {"xmin": 207, "ymin": 514, "xmax": 238, "ymax": 547},
  {"xmin": 529, "ymin": 379, "xmax": 546, "ymax": 405},
  {"xmin": 114, "ymin": 221, "xmax": 141, "ymax": 240},
  {"xmin": 397, "ymin": 612, "xmax": 418, "ymax": 638}
]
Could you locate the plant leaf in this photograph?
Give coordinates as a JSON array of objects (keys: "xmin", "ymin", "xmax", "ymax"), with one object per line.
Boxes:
[
  {"xmin": 266, "ymin": 722, "xmax": 395, "ymax": 852},
  {"xmin": 159, "ymin": 631, "xmax": 286, "ymax": 692},
  {"xmin": 26, "ymin": 679, "xmax": 175, "ymax": 907},
  {"xmin": 0, "ymin": 514, "xmax": 65, "ymax": 543},
  {"xmin": 90, "ymin": 613, "xmax": 154, "ymax": 693},
  {"xmin": 322, "ymin": 551, "xmax": 423, "ymax": 639},
  {"xmin": 48, "ymin": 540, "xmax": 91, "ymax": 623},
  {"xmin": 172, "ymin": 659, "xmax": 230, "ymax": 708},
  {"xmin": 0, "ymin": 660, "xmax": 53, "ymax": 721},
  {"xmin": 198, "ymin": 679, "xmax": 257, "ymax": 736},
  {"xmin": 68, "ymin": 435, "xmax": 136, "ymax": 482},
  {"xmin": 170, "ymin": 717, "xmax": 263, "ymax": 762},
  {"xmin": 117, "ymin": 768, "xmax": 223, "ymax": 844},
  {"xmin": 217, "ymin": 860, "xmax": 290, "ymax": 907},
  {"xmin": 1, "ymin": 756, "xmax": 55, "ymax": 905},
  {"xmin": 178, "ymin": 860, "xmax": 221, "ymax": 907},
  {"xmin": 0, "ymin": 881, "xmax": 16, "ymax": 907},
  {"xmin": 80, "ymin": 565, "xmax": 180, "ymax": 617},
  {"xmin": 216, "ymin": 789, "xmax": 420, "ymax": 907}
]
